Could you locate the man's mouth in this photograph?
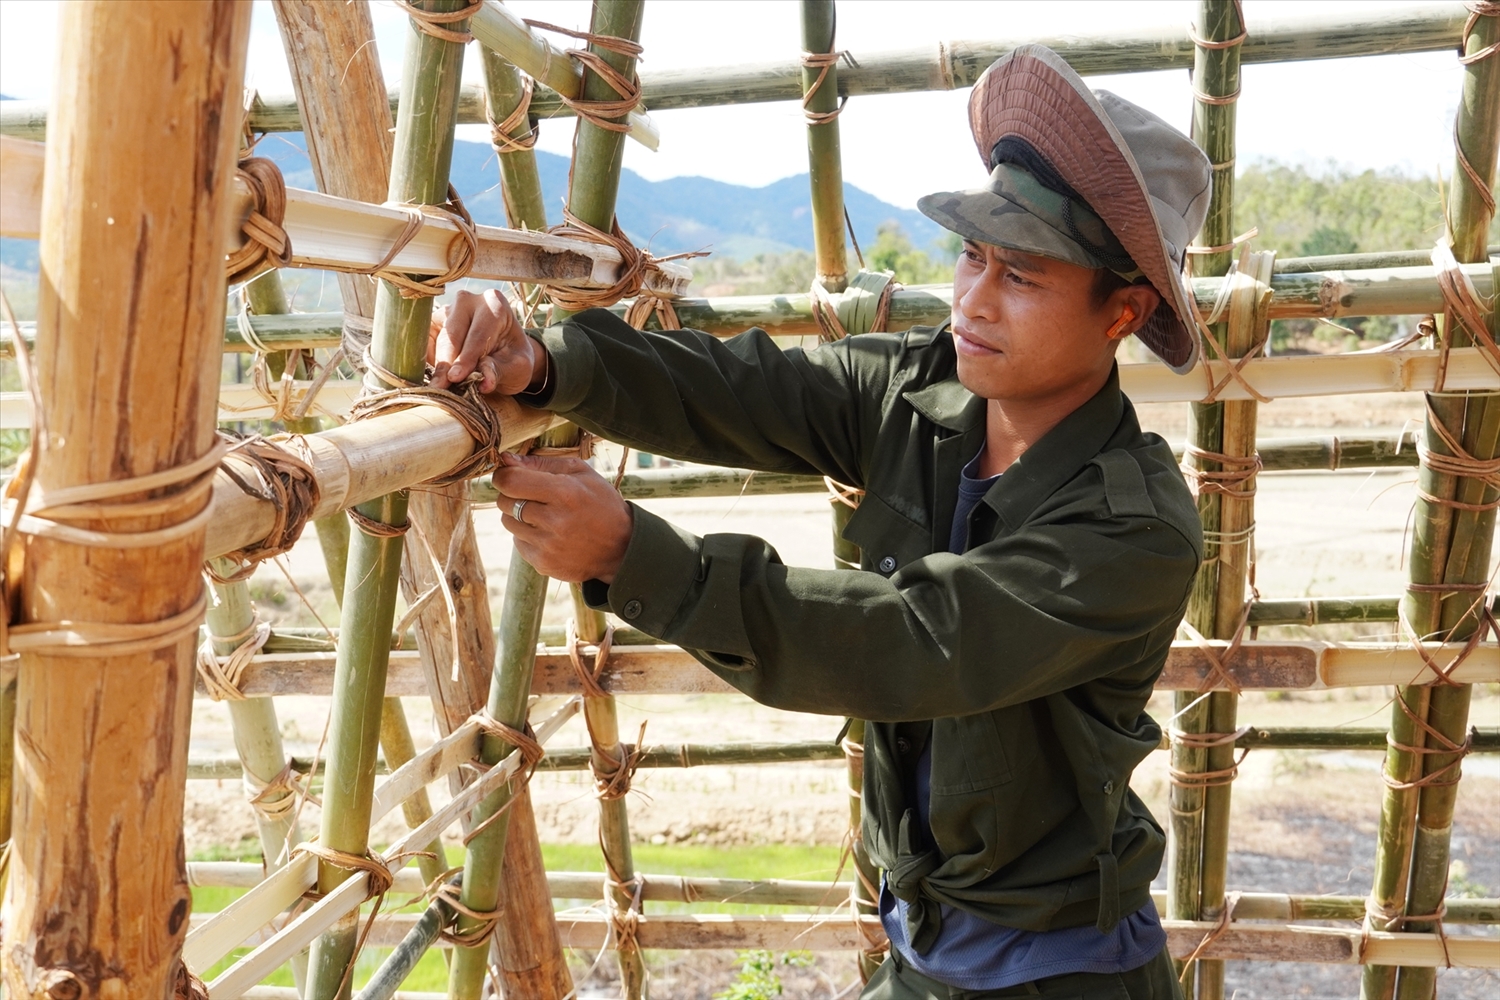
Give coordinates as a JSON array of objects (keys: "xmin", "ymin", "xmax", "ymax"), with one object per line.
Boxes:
[{"xmin": 953, "ymin": 327, "xmax": 1001, "ymax": 357}]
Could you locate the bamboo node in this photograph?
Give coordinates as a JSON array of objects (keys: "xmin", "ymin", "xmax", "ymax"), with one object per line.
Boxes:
[
  {"xmin": 226, "ymin": 157, "xmax": 292, "ymax": 286},
  {"xmin": 195, "ymin": 620, "xmax": 271, "ymax": 701},
  {"xmin": 396, "ymin": 0, "xmax": 482, "ymax": 45},
  {"xmin": 209, "ymin": 434, "xmax": 321, "ymax": 582}
]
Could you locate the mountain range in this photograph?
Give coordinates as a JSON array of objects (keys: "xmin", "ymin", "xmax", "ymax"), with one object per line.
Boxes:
[{"xmin": 259, "ymin": 133, "xmax": 944, "ymax": 260}]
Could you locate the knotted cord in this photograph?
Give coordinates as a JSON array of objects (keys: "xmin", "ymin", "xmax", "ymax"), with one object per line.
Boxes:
[
  {"xmin": 523, "ymin": 20, "xmax": 643, "ymax": 134},
  {"xmin": 210, "ymin": 434, "xmax": 321, "ymax": 582},
  {"xmin": 227, "ymin": 157, "xmax": 293, "ymax": 286},
  {"xmin": 396, "ymin": 0, "xmax": 482, "ymax": 44}
]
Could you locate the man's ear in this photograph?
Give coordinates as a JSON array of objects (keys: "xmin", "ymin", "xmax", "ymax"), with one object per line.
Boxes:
[{"xmin": 1106, "ymin": 283, "xmax": 1162, "ymax": 340}]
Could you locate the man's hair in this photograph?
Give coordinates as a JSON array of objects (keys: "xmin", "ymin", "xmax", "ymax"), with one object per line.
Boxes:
[{"xmin": 1089, "ymin": 268, "xmax": 1134, "ymax": 310}]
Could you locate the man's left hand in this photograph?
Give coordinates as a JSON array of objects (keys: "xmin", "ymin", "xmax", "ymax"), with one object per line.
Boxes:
[{"xmin": 493, "ymin": 452, "xmax": 633, "ymax": 584}]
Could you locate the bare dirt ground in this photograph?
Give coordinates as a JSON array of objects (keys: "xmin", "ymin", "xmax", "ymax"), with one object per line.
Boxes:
[{"xmin": 186, "ymin": 392, "xmax": 1500, "ymax": 998}]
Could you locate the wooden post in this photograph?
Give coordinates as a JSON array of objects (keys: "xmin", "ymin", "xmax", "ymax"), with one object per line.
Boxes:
[
  {"xmin": 1, "ymin": 3, "xmax": 251, "ymax": 998},
  {"xmin": 1173, "ymin": 4, "xmax": 1244, "ymax": 997},
  {"xmin": 301, "ymin": 1, "xmax": 472, "ymax": 995},
  {"xmin": 1385, "ymin": 9, "xmax": 1500, "ymax": 999},
  {"xmin": 801, "ymin": 0, "xmax": 850, "ymax": 293}
]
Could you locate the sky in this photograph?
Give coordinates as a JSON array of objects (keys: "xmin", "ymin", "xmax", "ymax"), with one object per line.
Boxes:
[{"xmin": 0, "ymin": 0, "xmax": 1465, "ymax": 210}]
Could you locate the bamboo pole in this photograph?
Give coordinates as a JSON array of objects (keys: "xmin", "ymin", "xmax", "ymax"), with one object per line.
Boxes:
[
  {"xmin": 304, "ymin": 3, "xmax": 473, "ymax": 995},
  {"xmin": 1, "ymin": 3, "xmax": 251, "ymax": 997},
  {"xmin": 3, "ymin": 3, "xmax": 1463, "ymax": 142},
  {"xmin": 1170, "ymin": 5, "xmax": 1242, "ymax": 994},
  {"xmin": 502, "ymin": 6, "xmax": 650, "ymax": 997},
  {"xmin": 1390, "ymin": 10, "xmax": 1500, "ymax": 997},
  {"xmin": 801, "ymin": 0, "xmax": 849, "ymax": 293},
  {"xmin": 8, "ymin": 262, "xmax": 1484, "ymax": 361}
]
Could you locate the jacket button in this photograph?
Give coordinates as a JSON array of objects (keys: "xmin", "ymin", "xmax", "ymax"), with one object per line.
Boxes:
[
  {"xmin": 878, "ymin": 555, "xmax": 897, "ymax": 574},
  {"xmin": 895, "ymin": 737, "xmax": 911, "ymax": 754},
  {"xmin": 1103, "ymin": 780, "xmax": 1115, "ymax": 795},
  {"xmin": 622, "ymin": 599, "xmax": 643, "ymax": 620}
]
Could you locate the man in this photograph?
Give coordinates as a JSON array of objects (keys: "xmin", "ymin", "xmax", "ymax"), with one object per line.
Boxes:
[{"xmin": 433, "ymin": 45, "xmax": 1207, "ymax": 1000}]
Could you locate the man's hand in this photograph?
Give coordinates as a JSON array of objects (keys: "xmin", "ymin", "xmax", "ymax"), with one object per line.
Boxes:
[
  {"xmin": 427, "ymin": 288, "xmax": 545, "ymax": 393},
  {"xmin": 493, "ymin": 452, "xmax": 633, "ymax": 584}
]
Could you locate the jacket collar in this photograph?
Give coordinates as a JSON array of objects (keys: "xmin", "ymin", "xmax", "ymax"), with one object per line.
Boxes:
[
  {"xmin": 901, "ymin": 325, "xmax": 987, "ymax": 432},
  {"xmin": 985, "ymin": 365, "xmax": 1126, "ymax": 531}
]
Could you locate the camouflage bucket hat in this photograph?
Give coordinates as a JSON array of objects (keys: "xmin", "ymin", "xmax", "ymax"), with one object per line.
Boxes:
[{"xmin": 919, "ymin": 45, "xmax": 1212, "ymax": 374}]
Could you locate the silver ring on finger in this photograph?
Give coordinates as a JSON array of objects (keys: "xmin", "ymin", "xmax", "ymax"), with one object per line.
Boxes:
[{"xmin": 511, "ymin": 499, "xmax": 529, "ymax": 524}]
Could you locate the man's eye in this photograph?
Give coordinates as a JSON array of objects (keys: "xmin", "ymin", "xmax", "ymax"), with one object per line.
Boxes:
[
  {"xmin": 1006, "ymin": 271, "xmax": 1032, "ymax": 286},
  {"xmin": 963, "ymin": 247, "xmax": 984, "ymax": 263}
]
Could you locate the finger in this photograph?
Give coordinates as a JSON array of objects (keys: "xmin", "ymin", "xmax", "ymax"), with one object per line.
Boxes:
[
  {"xmin": 432, "ymin": 291, "xmax": 482, "ymax": 387},
  {"xmin": 494, "ymin": 492, "xmax": 548, "ymax": 524},
  {"xmin": 477, "ymin": 354, "xmax": 499, "ymax": 394},
  {"xmin": 450, "ymin": 289, "xmax": 509, "ymax": 382},
  {"xmin": 491, "ymin": 464, "xmax": 584, "ymax": 503},
  {"xmin": 500, "ymin": 508, "xmax": 547, "ymax": 538},
  {"xmin": 500, "ymin": 451, "xmax": 595, "ymax": 477}
]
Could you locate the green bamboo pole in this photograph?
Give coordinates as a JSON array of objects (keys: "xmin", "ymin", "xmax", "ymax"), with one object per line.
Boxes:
[
  {"xmin": 1392, "ymin": 14, "xmax": 1500, "ymax": 997},
  {"xmin": 1172, "ymin": 6, "xmax": 1243, "ymax": 996},
  {"xmin": 801, "ymin": 0, "xmax": 849, "ymax": 293},
  {"xmin": 446, "ymin": 549, "xmax": 549, "ymax": 999},
  {"xmin": 304, "ymin": 4, "xmax": 471, "ymax": 996},
  {"xmin": 517, "ymin": 6, "xmax": 651, "ymax": 995}
]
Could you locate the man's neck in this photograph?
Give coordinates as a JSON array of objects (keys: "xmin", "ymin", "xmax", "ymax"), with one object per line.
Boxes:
[{"xmin": 978, "ymin": 368, "xmax": 1112, "ymax": 478}]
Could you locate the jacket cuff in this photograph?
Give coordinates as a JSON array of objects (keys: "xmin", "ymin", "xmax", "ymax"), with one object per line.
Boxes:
[
  {"xmin": 604, "ymin": 503, "xmax": 702, "ymax": 638},
  {"xmin": 534, "ymin": 316, "xmax": 601, "ymax": 414}
]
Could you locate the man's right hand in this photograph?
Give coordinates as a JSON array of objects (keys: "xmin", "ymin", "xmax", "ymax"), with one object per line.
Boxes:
[{"xmin": 427, "ymin": 288, "xmax": 547, "ymax": 394}]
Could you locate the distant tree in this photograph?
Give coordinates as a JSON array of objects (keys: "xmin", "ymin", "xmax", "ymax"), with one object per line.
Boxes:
[
  {"xmin": 867, "ymin": 222, "xmax": 952, "ymax": 284},
  {"xmin": 1298, "ymin": 226, "xmax": 1359, "ymax": 258}
]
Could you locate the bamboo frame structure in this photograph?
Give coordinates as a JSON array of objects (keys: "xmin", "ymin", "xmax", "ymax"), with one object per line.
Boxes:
[
  {"xmin": 3, "ymin": 3, "xmax": 1499, "ymax": 997},
  {"xmin": 1, "ymin": 4, "xmax": 1469, "ymax": 142}
]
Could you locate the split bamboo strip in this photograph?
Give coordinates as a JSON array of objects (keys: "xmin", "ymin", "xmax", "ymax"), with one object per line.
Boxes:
[
  {"xmin": 184, "ymin": 865, "xmax": 1500, "ymax": 924},
  {"xmin": 1, "ymin": 4, "xmax": 1462, "ymax": 141},
  {"xmin": 0, "ymin": 160, "xmax": 693, "ymax": 296},
  {"xmin": 468, "ymin": 0, "xmax": 658, "ymax": 150},
  {"xmin": 1, "ymin": 4, "xmax": 252, "ymax": 997},
  {"xmin": 1391, "ymin": 10, "xmax": 1500, "ymax": 997},
  {"xmin": 304, "ymin": 3, "xmax": 473, "ymax": 994},
  {"xmin": 1274, "ymin": 245, "xmax": 1500, "ymax": 274},
  {"xmin": 1172, "ymin": 8, "xmax": 1243, "ymax": 992},
  {"xmin": 178, "ymin": 639, "xmax": 1500, "ymax": 700},
  {"xmin": 206, "ymin": 698, "xmax": 580, "ymax": 999}
]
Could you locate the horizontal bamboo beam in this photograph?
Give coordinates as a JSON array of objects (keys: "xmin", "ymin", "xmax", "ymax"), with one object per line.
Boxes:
[
  {"xmin": 256, "ymin": 593, "xmax": 1408, "ymax": 654},
  {"xmin": 3, "ymin": 6, "xmax": 1463, "ymax": 142},
  {"xmin": 181, "ymin": 726, "xmax": 1500, "ymax": 781},
  {"xmin": 185, "ymin": 864, "xmax": 1500, "ymax": 924},
  {"xmin": 4, "ymin": 343, "xmax": 1478, "ymax": 427},
  {"xmin": 203, "ymin": 910, "xmax": 1493, "ymax": 965},
  {"xmin": 1274, "ymin": 245, "xmax": 1500, "ymax": 274},
  {"xmin": 167, "ymin": 640, "xmax": 1500, "ymax": 700},
  {"xmin": 0, "ymin": 136, "xmax": 43, "ymax": 238},
  {"xmin": 3, "ymin": 262, "xmax": 1482, "ymax": 362}
]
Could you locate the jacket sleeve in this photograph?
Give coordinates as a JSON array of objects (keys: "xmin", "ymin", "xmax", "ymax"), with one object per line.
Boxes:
[
  {"xmin": 535, "ymin": 308, "xmax": 906, "ymax": 487},
  {"xmin": 591, "ymin": 503, "xmax": 1199, "ymax": 721}
]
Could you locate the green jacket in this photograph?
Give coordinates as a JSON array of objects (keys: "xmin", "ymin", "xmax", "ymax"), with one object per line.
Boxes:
[{"xmin": 530, "ymin": 309, "xmax": 1203, "ymax": 945}]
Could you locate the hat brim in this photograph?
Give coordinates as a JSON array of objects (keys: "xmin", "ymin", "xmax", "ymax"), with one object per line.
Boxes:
[
  {"xmin": 917, "ymin": 189, "xmax": 1103, "ymax": 271},
  {"xmin": 968, "ymin": 46, "xmax": 1200, "ymax": 374}
]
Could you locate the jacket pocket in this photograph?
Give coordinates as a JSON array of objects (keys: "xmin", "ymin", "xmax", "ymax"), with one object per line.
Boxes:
[
  {"xmin": 929, "ymin": 712, "xmax": 1013, "ymax": 795},
  {"xmin": 841, "ymin": 492, "xmax": 931, "ymax": 574}
]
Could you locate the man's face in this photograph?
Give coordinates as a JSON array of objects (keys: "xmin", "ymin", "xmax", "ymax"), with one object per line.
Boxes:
[{"xmin": 950, "ymin": 241, "xmax": 1122, "ymax": 402}]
